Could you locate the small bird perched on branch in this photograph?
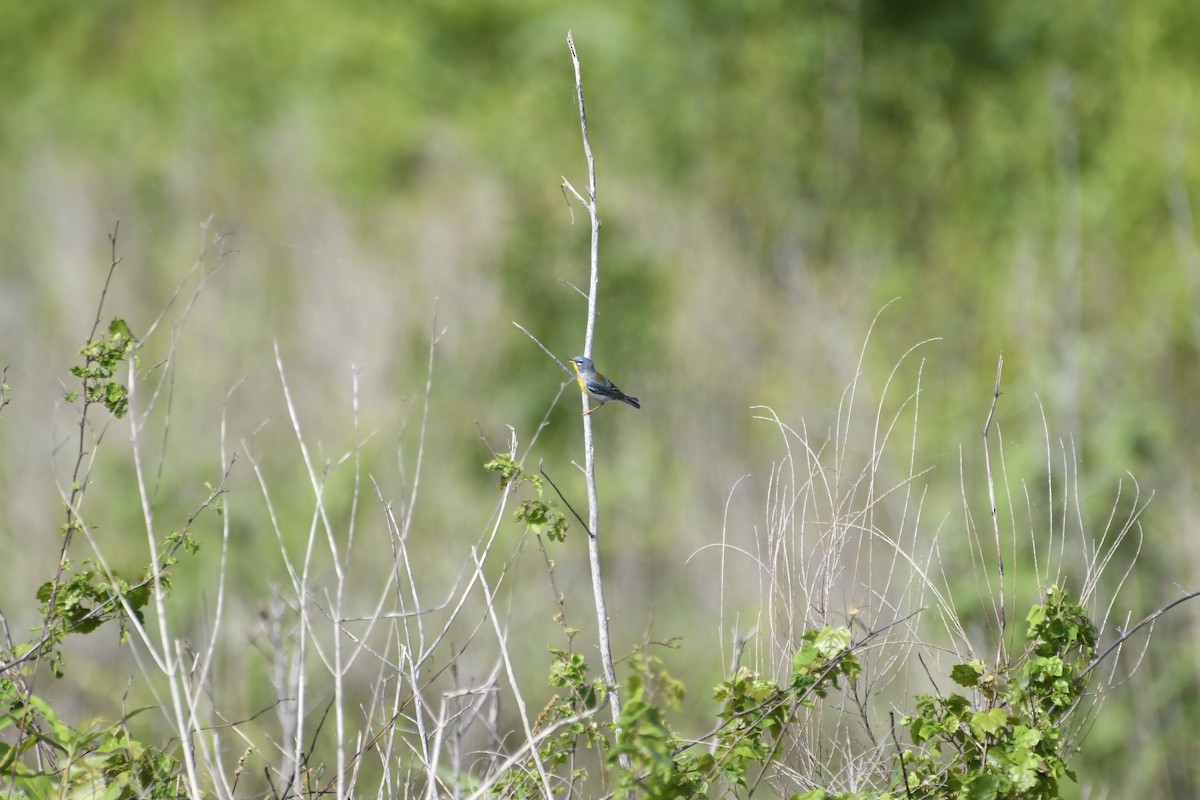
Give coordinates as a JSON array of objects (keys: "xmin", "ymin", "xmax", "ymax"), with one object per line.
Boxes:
[{"xmin": 569, "ymin": 356, "xmax": 640, "ymax": 416}]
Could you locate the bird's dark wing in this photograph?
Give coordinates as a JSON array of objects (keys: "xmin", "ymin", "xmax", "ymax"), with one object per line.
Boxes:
[{"xmin": 584, "ymin": 376, "xmax": 615, "ymax": 395}]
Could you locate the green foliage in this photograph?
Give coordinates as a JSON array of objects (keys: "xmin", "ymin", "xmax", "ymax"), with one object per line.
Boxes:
[
  {"xmin": 3, "ymin": 543, "xmax": 196, "ymax": 790},
  {"xmin": 547, "ymin": 646, "xmax": 605, "ymax": 709},
  {"xmin": 611, "ymin": 677, "xmax": 706, "ymax": 799},
  {"xmin": 790, "ymin": 625, "xmax": 862, "ymax": 701},
  {"xmin": 498, "ymin": 626, "xmax": 868, "ymax": 799},
  {"xmin": 489, "ymin": 594, "xmax": 1106, "ymax": 799},
  {"xmin": 32, "ymin": 565, "xmax": 151, "ymax": 677},
  {"xmin": 484, "ymin": 453, "xmax": 569, "ymax": 541},
  {"xmin": 628, "ymin": 644, "xmax": 686, "ymax": 712},
  {"xmin": 0, "ymin": 683, "xmax": 185, "ymax": 799},
  {"xmin": 0, "ymin": 300, "xmax": 203, "ymax": 798},
  {"xmin": 483, "ymin": 452, "xmax": 522, "ymax": 489},
  {"xmin": 66, "ymin": 318, "xmax": 138, "ymax": 419},
  {"xmin": 790, "ymin": 791, "xmax": 898, "ymax": 800},
  {"xmin": 31, "ymin": 303, "xmax": 203, "ymax": 673},
  {"xmin": 898, "ymin": 585, "xmax": 1097, "ymax": 799},
  {"xmin": 490, "ymin": 646, "xmax": 609, "ymax": 798},
  {"xmin": 27, "ymin": 502, "xmax": 201, "ymax": 678}
]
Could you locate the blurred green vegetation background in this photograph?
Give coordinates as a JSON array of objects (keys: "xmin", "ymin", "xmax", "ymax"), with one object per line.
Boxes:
[{"xmin": 2, "ymin": 0, "xmax": 1199, "ymax": 795}]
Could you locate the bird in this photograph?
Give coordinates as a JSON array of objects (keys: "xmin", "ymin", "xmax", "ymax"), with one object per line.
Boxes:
[{"xmin": 568, "ymin": 356, "xmax": 640, "ymax": 416}]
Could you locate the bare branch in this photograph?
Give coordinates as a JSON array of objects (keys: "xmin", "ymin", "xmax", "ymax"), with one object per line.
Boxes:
[
  {"xmin": 981, "ymin": 353, "xmax": 1006, "ymax": 660},
  {"xmin": 563, "ymin": 30, "xmax": 625, "ymax": 754},
  {"xmin": 512, "ymin": 321, "xmax": 572, "ymax": 377}
]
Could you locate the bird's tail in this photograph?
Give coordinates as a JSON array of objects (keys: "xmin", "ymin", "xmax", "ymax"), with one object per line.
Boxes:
[{"xmin": 620, "ymin": 394, "xmax": 641, "ymax": 409}]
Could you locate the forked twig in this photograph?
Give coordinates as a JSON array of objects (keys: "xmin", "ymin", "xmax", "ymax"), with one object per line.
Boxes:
[{"xmin": 562, "ymin": 30, "xmax": 626, "ymax": 755}]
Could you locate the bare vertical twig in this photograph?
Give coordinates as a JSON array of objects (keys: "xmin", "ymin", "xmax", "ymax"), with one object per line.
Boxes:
[
  {"xmin": 400, "ymin": 304, "xmax": 444, "ymax": 540},
  {"xmin": 0, "ymin": 366, "xmax": 10, "ymax": 417},
  {"xmin": 889, "ymin": 712, "xmax": 914, "ymax": 799},
  {"xmin": 471, "ymin": 547, "xmax": 555, "ymax": 798},
  {"xmin": 561, "ymin": 30, "xmax": 625, "ymax": 744},
  {"xmin": 981, "ymin": 353, "xmax": 1006, "ymax": 660}
]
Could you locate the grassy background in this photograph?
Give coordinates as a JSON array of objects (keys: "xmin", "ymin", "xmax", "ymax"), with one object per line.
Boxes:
[{"xmin": 2, "ymin": 1, "xmax": 1199, "ymax": 795}]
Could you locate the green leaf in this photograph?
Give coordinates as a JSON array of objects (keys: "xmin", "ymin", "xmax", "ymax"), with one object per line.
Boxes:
[
  {"xmin": 950, "ymin": 660, "xmax": 986, "ymax": 688},
  {"xmin": 943, "ymin": 693, "xmax": 971, "ymax": 716},
  {"xmin": 11, "ymin": 771, "xmax": 58, "ymax": 798},
  {"xmin": 482, "ymin": 453, "xmax": 520, "ymax": 488},
  {"xmin": 792, "ymin": 643, "xmax": 820, "ymax": 673},
  {"xmin": 965, "ymin": 773, "xmax": 1002, "ymax": 800},
  {"xmin": 812, "ymin": 625, "xmax": 852, "ymax": 658},
  {"xmin": 1011, "ymin": 724, "xmax": 1042, "ymax": 750},
  {"xmin": 108, "ymin": 317, "xmax": 136, "ymax": 346},
  {"xmin": 105, "ymin": 382, "xmax": 129, "ymax": 417},
  {"xmin": 26, "ymin": 695, "xmax": 72, "ymax": 746},
  {"xmin": 968, "ymin": 707, "xmax": 1008, "ymax": 738}
]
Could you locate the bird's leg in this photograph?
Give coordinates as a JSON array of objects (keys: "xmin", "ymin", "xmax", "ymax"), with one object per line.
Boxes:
[{"xmin": 582, "ymin": 406, "xmax": 597, "ymax": 416}]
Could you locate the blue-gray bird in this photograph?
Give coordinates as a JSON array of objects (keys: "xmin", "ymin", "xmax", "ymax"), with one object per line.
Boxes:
[{"xmin": 569, "ymin": 356, "xmax": 640, "ymax": 416}]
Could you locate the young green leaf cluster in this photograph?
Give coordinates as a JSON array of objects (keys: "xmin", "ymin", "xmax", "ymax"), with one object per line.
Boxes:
[
  {"xmin": 65, "ymin": 318, "xmax": 138, "ymax": 419},
  {"xmin": 492, "ymin": 626, "xmax": 864, "ymax": 799},
  {"xmin": 0, "ymin": 689, "xmax": 181, "ymax": 800},
  {"xmin": 898, "ymin": 586, "xmax": 1097, "ymax": 799},
  {"xmin": 484, "ymin": 453, "xmax": 569, "ymax": 542},
  {"xmin": 483, "ymin": 588, "xmax": 1104, "ymax": 800}
]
